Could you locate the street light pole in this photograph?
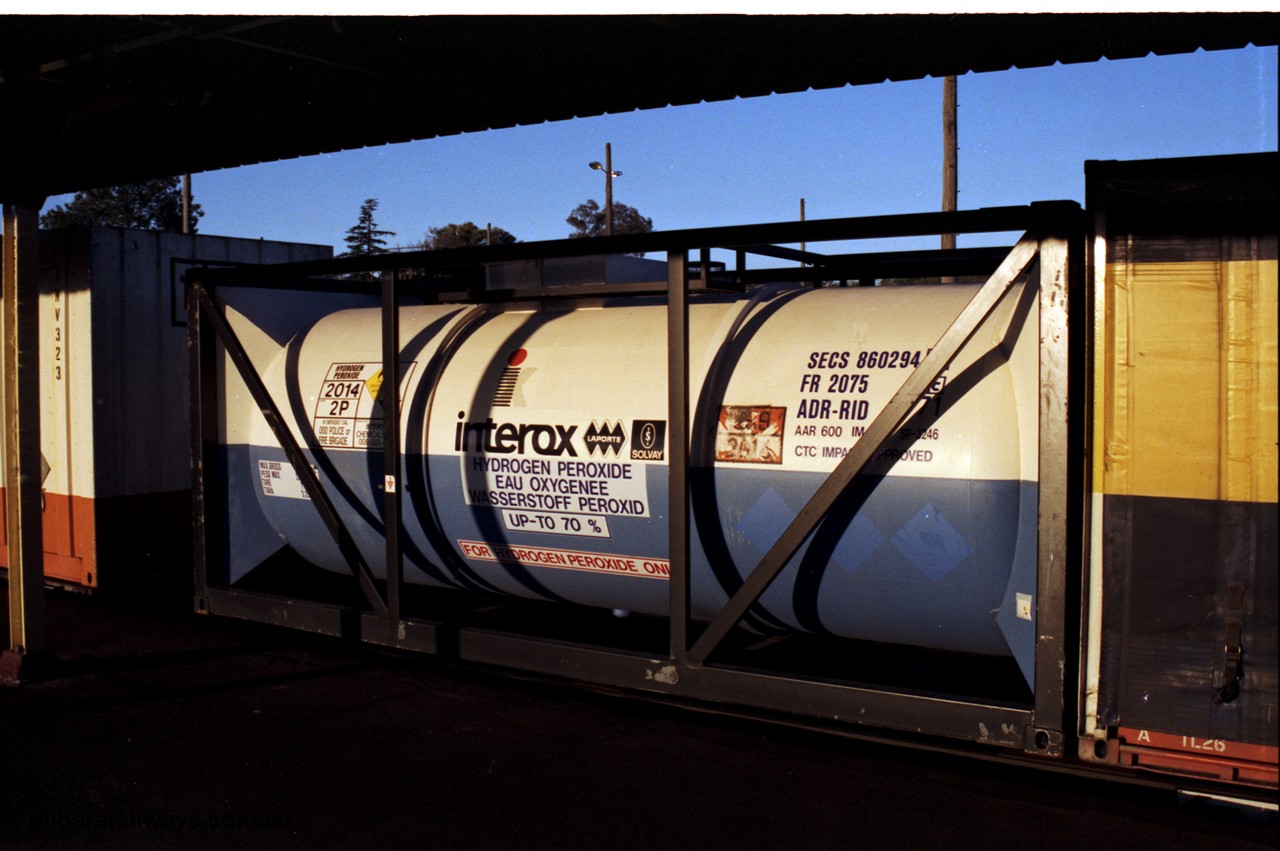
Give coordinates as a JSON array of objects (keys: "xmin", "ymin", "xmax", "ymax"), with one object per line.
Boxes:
[
  {"xmin": 800, "ymin": 197, "xmax": 806, "ymax": 266},
  {"xmin": 589, "ymin": 143, "xmax": 622, "ymax": 236},
  {"xmin": 605, "ymin": 143, "xmax": 613, "ymax": 237}
]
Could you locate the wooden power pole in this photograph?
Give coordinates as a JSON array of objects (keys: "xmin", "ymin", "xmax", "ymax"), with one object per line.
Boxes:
[{"xmin": 942, "ymin": 75, "xmax": 957, "ymax": 251}]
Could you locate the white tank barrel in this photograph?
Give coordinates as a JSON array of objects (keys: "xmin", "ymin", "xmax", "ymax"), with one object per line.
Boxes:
[{"xmin": 233, "ymin": 282, "xmax": 1040, "ymax": 686}]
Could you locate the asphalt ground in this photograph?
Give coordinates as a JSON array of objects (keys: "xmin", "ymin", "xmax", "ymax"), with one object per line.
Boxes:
[{"xmin": 2, "ymin": 585, "xmax": 1277, "ymax": 850}]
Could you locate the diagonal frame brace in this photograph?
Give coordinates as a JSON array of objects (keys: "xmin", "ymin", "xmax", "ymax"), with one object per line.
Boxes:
[
  {"xmin": 686, "ymin": 234, "xmax": 1041, "ymax": 665},
  {"xmin": 195, "ymin": 284, "xmax": 388, "ymax": 617}
]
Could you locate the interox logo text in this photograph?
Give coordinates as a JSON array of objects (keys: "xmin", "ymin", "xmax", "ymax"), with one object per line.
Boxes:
[
  {"xmin": 454, "ymin": 414, "xmax": 669, "ymax": 460},
  {"xmin": 454, "ymin": 413, "xmax": 578, "ymax": 457}
]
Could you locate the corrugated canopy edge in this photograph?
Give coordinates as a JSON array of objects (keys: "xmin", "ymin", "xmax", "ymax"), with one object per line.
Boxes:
[{"xmin": 1, "ymin": 13, "xmax": 1277, "ymax": 203}]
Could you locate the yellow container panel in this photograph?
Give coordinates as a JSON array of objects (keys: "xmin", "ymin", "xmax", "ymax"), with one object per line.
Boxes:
[{"xmin": 1095, "ymin": 238, "xmax": 1278, "ymax": 504}]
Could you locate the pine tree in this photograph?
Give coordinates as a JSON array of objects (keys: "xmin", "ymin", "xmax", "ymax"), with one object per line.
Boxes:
[{"xmin": 342, "ymin": 198, "xmax": 395, "ymax": 257}]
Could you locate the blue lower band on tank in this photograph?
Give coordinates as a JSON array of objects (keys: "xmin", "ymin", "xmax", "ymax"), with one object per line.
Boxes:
[{"xmin": 237, "ymin": 443, "xmax": 1037, "ymax": 686}]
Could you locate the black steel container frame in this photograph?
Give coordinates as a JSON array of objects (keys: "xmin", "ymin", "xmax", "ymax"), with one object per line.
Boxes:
[{"xmin": 188, "ymin": 202, "xmax": 1084, "ymax": 756}]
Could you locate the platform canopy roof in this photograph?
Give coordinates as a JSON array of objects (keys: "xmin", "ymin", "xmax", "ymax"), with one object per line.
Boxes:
[{"xmin": 1, "ymin": 13, "xmax": 1276, "ymax": 203}]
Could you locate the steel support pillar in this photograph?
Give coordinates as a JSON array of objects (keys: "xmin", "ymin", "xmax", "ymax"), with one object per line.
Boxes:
[
  {"xmin": 381, "ymin": 269, "xmax": 403, "ymax": 640},
  {"xmin": 667, "ymin": 251, "xmax": 691, "ymax": 660},
  {"xmin": 2, "ymin": 202, "xmax": 47, "ymax": 684},
  {"xmin": 1029, "ymin": 200, "xmax": 1081, "ymax": 752}
]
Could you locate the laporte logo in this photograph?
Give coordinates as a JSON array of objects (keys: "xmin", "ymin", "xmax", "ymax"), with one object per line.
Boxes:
[{"xmin": 584, "ymin": 420, "xmax": 626, "ymax": 457}]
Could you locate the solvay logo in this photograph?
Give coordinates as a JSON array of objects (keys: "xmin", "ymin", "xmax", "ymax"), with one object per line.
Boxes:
[
  {"xmin": 630, "ymin": 420, "xmax": 667, "ymax": 461},
  {"xmin": 584, "ymin": 420, "xmax": 626, "ymax": 457}
]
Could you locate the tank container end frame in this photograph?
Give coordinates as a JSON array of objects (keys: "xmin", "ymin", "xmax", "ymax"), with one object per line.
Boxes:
[{"xmin": 187, "ymin": 202, "xmax": 1085, "ymax": 756}]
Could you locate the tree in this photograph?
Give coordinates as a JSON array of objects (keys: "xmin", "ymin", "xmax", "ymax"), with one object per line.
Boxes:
[
  {"xmin": 566, "ymin": 199, "xmax": 653, "ymax": 240},
  {"xmin": 423, "ymin": 221, "xmax": 518, "ymax": 250},
  {"xmin": 40, "ymin": 177, "xmax": 202, "ymax": 232},
  {"xmin": 342, "ymin": 198, "xmax": 395, "ymax": 258}
]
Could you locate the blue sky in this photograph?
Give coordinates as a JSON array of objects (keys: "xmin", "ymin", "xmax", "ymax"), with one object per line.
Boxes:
[{"xmin": 43, "ymin": 41, "xmax": 1279, "ymax": 256}]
